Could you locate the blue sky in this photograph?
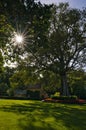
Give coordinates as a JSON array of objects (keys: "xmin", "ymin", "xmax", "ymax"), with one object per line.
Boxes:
[{"xmin": 38, "ymin": 0, "xmax": 86, "ymax": 9}]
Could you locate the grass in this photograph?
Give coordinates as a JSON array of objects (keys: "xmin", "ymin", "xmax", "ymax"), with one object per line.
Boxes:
[{"xmin": 0, "ymin": 99, "xmax": 86, "ymax": 130}]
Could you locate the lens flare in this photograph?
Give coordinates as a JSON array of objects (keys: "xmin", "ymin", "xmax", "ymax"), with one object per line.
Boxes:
[{"xmin": 15, "ymin": 34, "xmax": 23, "ymax": 43}]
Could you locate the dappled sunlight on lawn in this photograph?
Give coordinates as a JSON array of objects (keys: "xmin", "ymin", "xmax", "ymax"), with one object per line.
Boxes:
[{"xmin": 0, "ymin": 100, "xmax": 86, "ymax": 130}]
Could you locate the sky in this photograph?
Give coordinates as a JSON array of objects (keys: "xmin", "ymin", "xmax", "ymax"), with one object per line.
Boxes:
[{"xmin": 38, "ymin": 0, "xmax": 86, "ymax": 9}]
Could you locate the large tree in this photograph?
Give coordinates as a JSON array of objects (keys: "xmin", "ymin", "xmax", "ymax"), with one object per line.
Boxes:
[
  {"xmin": 48, "ymin": 3, "xmax": 86, "ymax": 95},
  {"xmin": 25, "ymin": 3, "xmax": 86, "ymax": 96}
]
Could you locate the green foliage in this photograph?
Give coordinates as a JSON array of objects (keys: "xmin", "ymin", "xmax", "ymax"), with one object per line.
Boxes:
[
  {"xmin": 0, "ymin": 51, "xmax": 4, "ymax": 73},
  {"xmin": 39, "ymin": 71, "xmax": 60, "ymax": 96},
  {"xmin": 0, "ymin": 51, "xmax": 8, "ymax": 96},
  {"xmin": 42, "ymin": 3, "xmax": 86, "ymax": 95},
  {"xmin": 20, "ymin": 2, "xmax": 86, "ymax": 96},
  {"xmin": 0, "ymin": 15, "xmax": 13, "ymax": 47},
  {"xmin": 68, "ymin": 70, "xmax": 86, "ymax": 99},
  {"xmin": 10, "ymin": 70, "xmax": 27, "ymax": 89},
  {"xmin": 7, "ymin": 88, "xmax": 14, "ymax": 96},
  {"xmin": 73, "ymin": 85, "xmax": 86, "ymax": 99},
  {"xmin": 0, "ymin": 0, "xmax": 86, "ymax": 98},
  {"xmin": 0, "ymin": 0, "xmax": 27, "ymax": 26},
  {"xmin": 0, "ymin": 83, "xmax": 8, "ymax": 96},
  {"xmin": 51, "ymin": 95, "xmax": 77, "ymax": 100},
  {"xmin": 0, "ymin": 63, "xmax": 15, "ymax": 96},
  {"xmin": 10, "ymin": 66, "xmax": 39, "ymax": 90}
]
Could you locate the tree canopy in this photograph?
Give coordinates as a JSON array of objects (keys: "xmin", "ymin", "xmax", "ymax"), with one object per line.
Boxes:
[
  {"xmin": 0, "ymin": 1, "xmax": 86, "ymax": 97},
  {"xmin": 23, "ymin": 3, "xmax": 86, "ymax": 96}
]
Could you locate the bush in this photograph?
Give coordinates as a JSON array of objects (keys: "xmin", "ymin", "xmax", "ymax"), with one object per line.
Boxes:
[{"xmin": 51, "ymin": 95, "xmax": 77, "ymax": 100}]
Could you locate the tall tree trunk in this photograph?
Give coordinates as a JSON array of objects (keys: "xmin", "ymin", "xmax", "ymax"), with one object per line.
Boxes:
[{"xmin": 60, "ymin": 73, "xmax": 69, "ymax": 96}]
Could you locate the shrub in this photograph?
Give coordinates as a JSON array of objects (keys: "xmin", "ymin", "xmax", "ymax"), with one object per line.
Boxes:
[{"xmin": 51, "ymin": 95, "xmax": 77, "ymax": 100}]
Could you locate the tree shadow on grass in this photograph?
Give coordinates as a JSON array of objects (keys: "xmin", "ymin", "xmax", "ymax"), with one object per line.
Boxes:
[
  {"xmin": 18, "ymin": 102, "xmax": 86, "ymax": 130},
  {"xmin": 0, "ymin": 101, "xmax": 86, "ymax": 130}
]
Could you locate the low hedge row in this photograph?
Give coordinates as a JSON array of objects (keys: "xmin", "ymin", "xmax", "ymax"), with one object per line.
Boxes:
[
  {"xmin": 0, "ymin": 96, "xmax": 28, "ymax": 100},
  {"xmin": 51, "ymin": 95, "xmax": 77, "ymax": 100},
  {"xmin": 0, "ymin": 96, "xmax": 41, "ymax": 100}
]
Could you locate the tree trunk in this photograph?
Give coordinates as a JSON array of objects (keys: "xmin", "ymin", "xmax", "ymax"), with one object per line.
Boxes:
[{"xmin": 60, "ymin": 73, "xmax": 69, "ymax": 96}]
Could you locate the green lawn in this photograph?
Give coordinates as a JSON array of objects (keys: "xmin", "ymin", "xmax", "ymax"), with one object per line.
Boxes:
[{"xmin": 0, "ymin": 99, "xmax": 86, "ymax": 130}]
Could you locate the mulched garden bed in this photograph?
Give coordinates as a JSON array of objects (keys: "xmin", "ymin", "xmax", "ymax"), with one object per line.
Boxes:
[{"xmin": 43, "ymin": 98, "xmax": 86, "ymax": 104}]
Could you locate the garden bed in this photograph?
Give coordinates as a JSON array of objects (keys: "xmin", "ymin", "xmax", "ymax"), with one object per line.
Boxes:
[{"xmin": 44, "ymin": 98, "xmax": 86, "ymax": 104}]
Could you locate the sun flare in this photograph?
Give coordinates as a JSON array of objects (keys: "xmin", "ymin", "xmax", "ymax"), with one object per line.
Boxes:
[
  {"xmin": 12, "ymin": 25, "xmax": 31, "ymax": 47},
  {"xmin": 15, "ymin": 34, "xmax": 23, "ymax": 43}
]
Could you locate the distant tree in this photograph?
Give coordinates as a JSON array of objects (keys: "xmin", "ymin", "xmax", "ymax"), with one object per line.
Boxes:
[
  {"xmin": 0, "ymin": 51, "xmax": 8, "ymax": 96},
  {"xmin": 68, "ymin": 70, "xmax": 86, "ymax": 99},
  {"xmin": 39, "ymin": 71, "xmax": 60, "ymax": 96},
  {"xmin": 10, "ymin": 66, "xmax": 38, "ymax": 90}
]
